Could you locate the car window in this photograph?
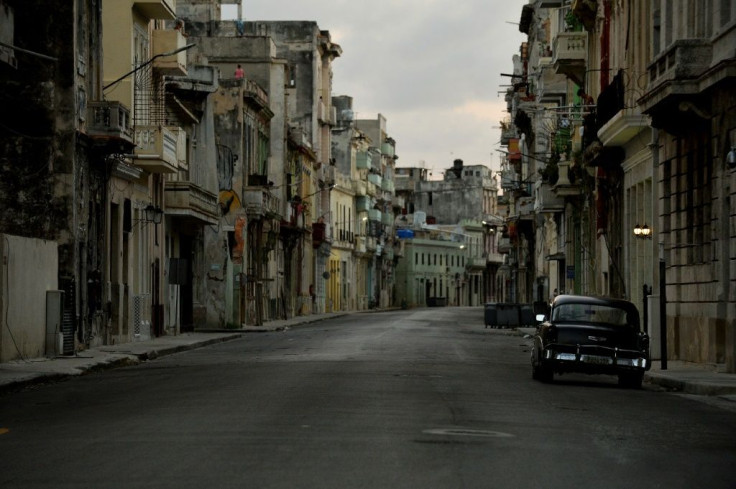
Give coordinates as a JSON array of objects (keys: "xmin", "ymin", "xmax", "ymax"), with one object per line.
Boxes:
[{"xmin": 552, "ymin": 303, "xmax": 630, "ymax": 326}]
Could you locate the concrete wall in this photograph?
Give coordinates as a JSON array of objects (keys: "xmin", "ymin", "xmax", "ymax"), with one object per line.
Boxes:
[{"xmin": 0, "ymin": 234, "xmax": 58, "ymax": 362}]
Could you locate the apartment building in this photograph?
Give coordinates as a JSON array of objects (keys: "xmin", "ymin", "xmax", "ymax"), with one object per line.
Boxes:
[{"xmin": 502, "ymin": 0, "xmax": 736, "ymax": 371}]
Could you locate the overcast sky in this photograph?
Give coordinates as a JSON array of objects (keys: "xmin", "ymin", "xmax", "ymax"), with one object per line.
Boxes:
[{"xmin": 222, "ymin": 1, "xmax": 527, "ymax": 179}]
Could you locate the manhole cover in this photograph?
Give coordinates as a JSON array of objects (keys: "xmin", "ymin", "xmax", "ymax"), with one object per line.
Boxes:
[{"xmin": 422, "ymin": 428, "xmax": 514, "ymax": 438}]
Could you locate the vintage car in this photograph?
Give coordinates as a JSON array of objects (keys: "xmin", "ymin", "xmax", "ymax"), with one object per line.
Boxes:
[{"xmin": 531, "ymin": 294, "xmax": 650, "ymax": 388}]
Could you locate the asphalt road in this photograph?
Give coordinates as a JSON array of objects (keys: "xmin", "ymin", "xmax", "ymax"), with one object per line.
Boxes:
[{"xmin": 1, "ymin": 307, "xmax": 735, "ymax": 489}]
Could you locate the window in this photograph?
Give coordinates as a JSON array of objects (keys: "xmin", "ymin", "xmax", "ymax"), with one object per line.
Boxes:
[
  {"xmin": 553, "ymin": 303, "xmax": 630, "ymax": 326},
  {"xmin": 652, "ymin": 0, "xmax": 661, "ymax": 55},
  {"xmin": 721, "ymin": 0, "xmax": 732, "ymax": 27}
]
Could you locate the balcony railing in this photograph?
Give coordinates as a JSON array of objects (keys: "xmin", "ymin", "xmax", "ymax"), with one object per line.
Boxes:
[
  {"xmin": 133, "ymin": 125, "xmax": 180, "ymax": 173},
  {"xmin": 353, "ymin": 179, "xmax": 367, "ymax": 196},
  {"xmin": 639, "ymin": 39, "xmax": 714, "ymax": 130},
  {"xmin": 368, "ymin": 209, "xmax": 382, "ymax": 222},
  {"xmin": 356, "ymin": 151, "xmax": 371, "ymax": 169},
  {"xmin": 467, "ymin": 256, "xmax": 486, "ymax": 269},
  {"xmin": 381, "ymin": 212, "xmax": 393, "ymax": 226},
  {"xmin": 164, "ymin": 181, "xmax": 218, "ymax": 225},
  {"xmin": 498, "ymin": 237, "xmax": 511, "ymax": 253},
  {"xmin": 152, "ymin": 29, "xmax": 187, "ymax": 76},
  {"xmin": 381, "ymin": 142, "xmax": 395, "ymax": 157},
  {"xmin": 553, "ymin": 31, "xmax": 587, "ymax": 82},
  {"xmin": 354, "ymin": 236, "xmax": 367, "ymax": 254},
  {"xmin": 87, "ymin": 101, "xmax": 134, "ymax": 147},
  {"xmin": 381, "ymin": 178, "xmax": 394, "ymax": 193},
  {"xmin": 367, "ymin": 173, "xmax": 382, "ymax": 187},
  {"xmin": 243, "ymin": 187, "xmax": 280, "ymax": 218},
  {"xmin": 534, "ymin": 181, "xmax": 564, "ymax": 213},
  {"xmin": 356, "ymin": 196, "xmax": 370, "ymax": 212}
]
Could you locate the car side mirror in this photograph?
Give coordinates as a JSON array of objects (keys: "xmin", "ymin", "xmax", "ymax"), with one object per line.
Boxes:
[{"xmin": 535, "ymin": 314, "xmax": 546, "ymax": 323}]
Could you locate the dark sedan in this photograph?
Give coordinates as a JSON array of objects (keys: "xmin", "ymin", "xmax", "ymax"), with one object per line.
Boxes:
[{"xmin": 531, "ymin": 294, "xmax": 650, "ymax": 388}]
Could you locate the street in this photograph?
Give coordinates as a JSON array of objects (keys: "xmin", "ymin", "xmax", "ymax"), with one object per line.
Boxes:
[{"xmin": 1, "ymin": 307, "xmax": 735, "ymax": 489}]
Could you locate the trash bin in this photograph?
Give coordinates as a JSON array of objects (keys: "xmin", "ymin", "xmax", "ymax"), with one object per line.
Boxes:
[
  {"xmin": 484, "ymin": 303, "xmax": 497, "ymax": 327},
  {"xmin": 519, "ymin": 304, "xmax": 535, "ymax": 326},
  {"xmin": 495, "ymin": 303, "xmax": 514, "ymax": 328}
]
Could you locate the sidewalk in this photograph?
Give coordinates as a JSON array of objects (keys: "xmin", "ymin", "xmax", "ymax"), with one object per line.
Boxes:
[
  {"xmin": 2, "ymin": 314, "xmax": 736, "ymax": 402},
  {"xmin": 0, "ymin": 311, "xmax": 348, "ymax": 394}
]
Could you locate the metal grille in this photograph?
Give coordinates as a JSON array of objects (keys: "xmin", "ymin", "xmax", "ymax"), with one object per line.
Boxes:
[
  {"xmin": 59, "ymin": 277, "xmax": 76, "ymax": 356},
  {"xmin": 132, "ymin": 294, "xmax": 145, "ymax": 337},
  {"xmin": 134, "ymin": 62, "xmax": 166, "ymax": 126}
]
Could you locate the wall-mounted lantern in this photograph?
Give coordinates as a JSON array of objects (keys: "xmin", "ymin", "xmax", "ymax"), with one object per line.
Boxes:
[{"xmin": 633, "ymin": 223, "xmax": 651, "ymax": 239}]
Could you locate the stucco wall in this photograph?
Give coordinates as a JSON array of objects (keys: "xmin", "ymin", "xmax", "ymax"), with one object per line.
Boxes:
[{"xmin": 0, "ymin": 234, "xmax": 58, "ymax": 362}]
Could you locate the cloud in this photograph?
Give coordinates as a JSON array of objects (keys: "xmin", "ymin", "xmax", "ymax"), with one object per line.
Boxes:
[{"xmin": 222, "ymin": 0, "xmax": 528, "ymax": 173}]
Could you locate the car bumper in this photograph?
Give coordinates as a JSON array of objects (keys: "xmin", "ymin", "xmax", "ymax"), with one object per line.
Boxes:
[{"xmin": 543, "ymin": 346, "xmax": 649, "ymax": 373}]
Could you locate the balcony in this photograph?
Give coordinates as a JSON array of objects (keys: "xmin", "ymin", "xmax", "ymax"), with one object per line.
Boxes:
[
  {"xmin": 86, "ymin": 101, "xmax": 134, "ymax": 150},
  {"xmin": 356, "ymin": 151, "xmax": 371, "ymax": 170},
  {"xmin": 596, "ymin": 70, "xmax": 649, "ymax": 147},
  {"xmin": 534, "ymin": 181, "xmax": 564, "ymax": 213},
  {"xmin": 381, "ymin": 142, "xmax": 395, "ymax": 157},
  {"xmin": 467, "ymin": 256, "xmax": 486, "ymax": 270},
  {"xmin": 243, "ymin": 79, "xmax": 270, "ymax": 112},
  {"xmin": 353, "ymin": 179, "xmax": 367, "ymax": 196},
  {"xmin": 638, "ymin": 39, "xmax": 716, "ymax": 133},
  {"xmin": 368, "ymin": 209, "xmax": 382, "ymax": 222},
  {"xmin": 243, "ymin": 187, "xmax": 280, "ymax": 219},
  {"xmin": 381, "ymin": 178, "xmax": 394, "ymax": 193},
  {"xmin": 367, "ymin": 173, "xmax": 382, "ymax": 187},
  {"xmin": 553, "ymin": 31, "xmax": 587, "ymax": 84},
  {"xmin": 366, "ymin": 237, "xmax": 378, "ymax": 251},
  {"xmin": 381, "ymin": 212, "xmax": 393, "ymax": 226},
  {"xmin": 133, "ymin": 125, "xmax": 180, "ymax": 173},
  {"xmin": 132, "ymin": 0, "xmax": 176, "ymax": 20},
  {"xmin": 354, "ymin": 236, "xmax": 367, "ymax": 254},
  {"xmin": 152, "ymin": 29, "xmax": 187, "ymax": 76},
  {"xmin": 164, "ymin": 181, "xmax": 218, "ymax": 225},
  {"xmin": 500, "ymin": 123, "xmax": 516, "ymax": 146},
  {"xmin": 356, "ymin": 196, "xmax": 370, "ymax": 212},
  {"xmin": 498, "ymin": 237, "xmax": 512, "ymax": 254}
]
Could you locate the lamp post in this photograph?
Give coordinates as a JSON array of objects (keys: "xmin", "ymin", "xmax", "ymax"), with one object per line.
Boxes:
[{"xmin": 633, "ymin": 223, "xmax": 665, "ymax": 370}]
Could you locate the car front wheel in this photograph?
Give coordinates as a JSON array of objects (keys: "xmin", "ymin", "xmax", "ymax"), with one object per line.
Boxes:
[{"xmin": 532, "ymin": 357, "xmax": 553, "ymax": 383}]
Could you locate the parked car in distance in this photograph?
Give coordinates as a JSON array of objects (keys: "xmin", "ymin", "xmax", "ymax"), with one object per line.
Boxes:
[{"xmin": 531, "ymin": 295, "xmax": 650, "ymax": 388}]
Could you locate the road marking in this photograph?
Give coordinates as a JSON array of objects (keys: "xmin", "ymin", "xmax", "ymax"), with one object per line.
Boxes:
[{"xmin": 422, "ymin": 428, "xmax": 514, "ymax": 438}]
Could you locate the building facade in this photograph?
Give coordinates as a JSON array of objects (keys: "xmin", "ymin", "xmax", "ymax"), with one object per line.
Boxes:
[{"xmin": 501, "ymin": 0, "xmax": 736, "ymax": 371}]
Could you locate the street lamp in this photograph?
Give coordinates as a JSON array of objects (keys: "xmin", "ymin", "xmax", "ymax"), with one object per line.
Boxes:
[{"xmin": 633, "ymin": 223, "xmax": 652, "ymax": 239}]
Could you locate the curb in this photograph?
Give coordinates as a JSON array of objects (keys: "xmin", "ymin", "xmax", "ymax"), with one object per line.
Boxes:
[{"xmin": 643, "ymin": 372, "xmax": 736, "ymax": 397}]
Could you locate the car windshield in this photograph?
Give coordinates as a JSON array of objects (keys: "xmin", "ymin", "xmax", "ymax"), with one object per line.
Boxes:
[{"xmin": 552, "ymin": 303, "xmax": 630, "ymax": 326}]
